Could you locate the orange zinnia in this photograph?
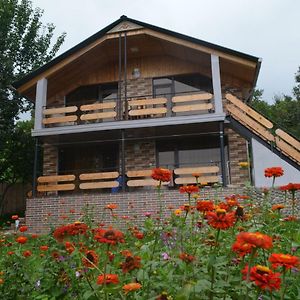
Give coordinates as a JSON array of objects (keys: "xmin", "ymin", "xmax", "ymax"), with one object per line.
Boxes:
[
  {"xmin": 16, "ymin": 236, "xmax": 28, "ymax": 244},
  {"xmin": 122, "ymin": 282, "xmax": 142, "ymax": 294},
  {"xmin": 96, "ymin": 274, "xmax": 119, "ymax": 285},
  {"xmin": 151, "ymin": 168, "xmax": 171, "ymax": 182},
  {"xmin": 235, "ymin": 232, "xmax": 273, "ymax": 249},
  {"xmin": 242, "ymin": 265, "xmax": 281, "ymax": 291},
  {"xmin": 40, "ymin": 245, "xmax": 49, "ymax": 251},
  {"xmin": 11, "ymin": 215, "xmax": 19, "ymax": 220},
  {"xmin": 19, "ymin": 226, "xmax": 28, "ymax": 232},
  {"xmin": 271, "ymin": 204, "xmax": 285, "ymax": 211},
  {"xmin": 82, "ymin": 250, "xmax": 99, "ymax": 268},
  {"xmin": 232, "ymin": 241, "xmax": 254, "ymax": 257},
  {"xmin": 120, "ymin": 255, "xmax": 141, "ymax": 273},
  {"xmin": 22, "ymin": 250, "xmax": 32, "ymax": 257},
  {"xmin": 206, "ymin": 210, "xmax": 236, "ymax": 230},
  {"xmin": 279, "ymin": 183, "xmax": 300, "ymax": 192},
  {"xmin": 179, "ymin": 185, "xmax": 199, "ymax": 194},
  {"xmin": 196, "ymin": 200, "xmax": 214, "ymax": 212},
  {"xmin": 94, "ymin": 228, "xmax": 124, "ymax": 245},
  {"xmin": 269, "ymin": 253, "xmax": 299, "ymax": 269},
  {"xmin": 105, "ymin": 204, "xmax": 118, "ymax": 210},
  {"xmin": 264, "ymin": 167, "xmax": 283, "ymax": 178},
  {"xmin": 179, "ymin": 252, "xmax": 195, "ymax": 263},
  {"xmin": 53, "ymin": 222, "xmax": 88, "ymax": 242}
]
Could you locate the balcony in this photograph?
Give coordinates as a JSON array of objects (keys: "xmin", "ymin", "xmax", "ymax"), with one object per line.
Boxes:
[{"xmin": 33, "ymin": 92, "xmax": 225, "ymax": 137}]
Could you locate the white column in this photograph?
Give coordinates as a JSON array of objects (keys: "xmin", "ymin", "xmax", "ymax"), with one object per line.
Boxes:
[
  {"xmin": 34, "ymin": 78, "xmax": 47, "ymax": 130},
  {"xmin": 211, "ymin": 54, "xmax": 223, "ymax": 114}
]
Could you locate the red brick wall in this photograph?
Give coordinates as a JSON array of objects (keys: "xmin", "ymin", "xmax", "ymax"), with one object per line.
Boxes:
[{"xmin": 43, "ymin": 143, "xmax": 58, "ymax": 175}]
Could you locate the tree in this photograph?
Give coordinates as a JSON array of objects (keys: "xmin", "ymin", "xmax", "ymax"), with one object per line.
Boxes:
[{"xmin": 0, "ymin": 0, "xmax": 66, "ymax": 213}]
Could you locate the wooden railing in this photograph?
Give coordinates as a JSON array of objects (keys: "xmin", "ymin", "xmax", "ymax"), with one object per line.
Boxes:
[
  {"xmin": 126, "ymin": 169, "xmax": 170, "ymax": 187},
  {"xmin": 80, "ymin": 102, "xmax": 117, "ymax": 122},
  {"xmin": 128, "ymin": 98, "xmax": 167, "ymax": 118},
  {"xmin": 37, "ymin": 175, "xmax": 76, "ymax": 192},
  {"xmin": 79, "ymin": 171, "xmax": 119, "ymax": 190},
  {"xmin": 226, "ymin": 93, "xmax": 300, "ymax": 164},
  {"xmin": 174, "ymin": 166, "xmax": 220, "ymax": 185},
  {"xmin": 42, "ymin": 106, "xmax": 78, "ymax": 125}
]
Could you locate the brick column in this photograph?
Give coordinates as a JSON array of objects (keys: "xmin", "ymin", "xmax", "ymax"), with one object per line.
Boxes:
[{"xmin": 43, "ymin": 143, "xmax": 58, "ymax": 175}]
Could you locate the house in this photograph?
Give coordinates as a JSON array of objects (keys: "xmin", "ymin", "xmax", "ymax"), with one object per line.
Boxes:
[{"xmin": 13, "ymin": 16, "xmax": 300, "ymax": 232}]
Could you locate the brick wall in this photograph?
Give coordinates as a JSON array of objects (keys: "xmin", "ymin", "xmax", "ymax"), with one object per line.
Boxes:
[
  {"xmin": 25, "ymin": 187, "xmax": 299, "ymax": 234},
  {"xmin": 225, "ymin": 127, "xmax": 250, "ymax": 185},
  {"xmin": 43, "ymin": 143, "xmax": 58, "ymax": 175},
  {"xmin": 123, "ymin": 77, "xmax": 152, "ymax": 98}
]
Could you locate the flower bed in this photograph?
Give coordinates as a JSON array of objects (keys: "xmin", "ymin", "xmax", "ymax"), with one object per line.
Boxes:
[{"xmin": 0, "ymin": 168, "xmax": 299, "ymax": 299}]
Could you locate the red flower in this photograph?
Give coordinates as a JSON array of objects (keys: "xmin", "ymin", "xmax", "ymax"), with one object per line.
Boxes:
[
  {"xmin": 134, "ymin": 231, "xmax": 144, "ymax": 239},
  {"xmin": 232, "ymin": 241, "xmax": 254, "ymax": 257},
  {"xmin": 264, "ymin": 167, "xmax": 284, "ymax": 178},
  {"xmin": 269, "ymin": 253, "xmax": 299, "ymax": 269},
  {"xmin": 40, "ymin": 245, "xmax": 49, "ymax": 251},
  {"xmin": 53, "ymin": 222, "xmax": 88, "ymax": 242},
  {"xmin": 122, "ymin": 282, "xmax": 142, "ymax": 294},
  {"xmin": 179, "ymin": 252, "xmax": 195, "ymax": 263},
  {"xmin": 279, "ymin": 183, "xmax": 300, "ymax": 192},
  {"xmin": 94, "ymin": 228, "xmax": 124, "ymax": 245},
  {"xmin": 11, "ymin": 215, "xmax": 19, "ymax": 220},
  {"xmin": 82, "ymin": 250, "xmax": 99, "ymax": 268},
  {"xmin": 19, "ymin": 226, "xmax": 28, "ymax": 232},
  {"xmin": 16, "ymin": 236, "xmax": 28, "ymax": 244},
  {"xmin": 242, "ymin": 265, "xmax": 281, "ymax": 291},
  {"xmin": 151, "ymin": 168, "xmax": 171, "ymax": 182},
  {"xmin": 225, "ymin": 195, "xmax": 240, "ymax": 207},
  {"xmin": 96, "ymin": 274, "xmax": 119, "ymax": 285},
  {"xmin": 235, "ymin": 232, "xmax": 273, "ymax": 250},
  {"xmin": 65, "ymin": 241, "xmax": 75, "ymax": 254},
  {"xmin": 23, "ymin": 250, "xmax": 32, "ymax": 257},
  {"xmin": 206, "ymin": 209, "xmax": 236, "ymax": 230},
  {"xmin": 105, "ymin": 204, "xmax": 118, "ymax": 210},
  {"xmin": 271, "ymin": 204, "xmax": 285, "ymax": 211},
  {"xmin": 196, "ymin": 200, "xmax": 214, "ymax": 212},
  {"xmin": 120, "ymin": 255, "xmax": 141, "ymax": 273},
  {"xmin": 179, "ymin": 185, "xmax": 199, "ymax": 194}
]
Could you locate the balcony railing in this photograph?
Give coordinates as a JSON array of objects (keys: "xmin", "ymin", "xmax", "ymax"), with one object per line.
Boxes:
[{"xmin": 42, "ymin": 92, "xmax": 215, "ymax": 128}]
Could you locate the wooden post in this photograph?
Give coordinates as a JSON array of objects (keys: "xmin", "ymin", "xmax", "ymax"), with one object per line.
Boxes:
[
  {"xmin": 34, "ymin": 78, "xmax": 47, "ymax": 130},
  {"xmin": 219, "ymin": 122, "xmax": 227, "ymax": 186},
  {"xmin": 211, "ymin": 54, "xmax": 223, "ymax": 114},
  {"xmin": 121, "ymin": 130, "xmax": 126, "ymax": 192},
  {"xmin": 32, "ymin": 138, "xmax": 39, "ymax": 197}
]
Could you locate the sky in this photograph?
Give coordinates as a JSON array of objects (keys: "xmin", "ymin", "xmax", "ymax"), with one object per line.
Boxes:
[{"xmin": 31, "ymin": 0, "xmax": 300, "ymax": 104}]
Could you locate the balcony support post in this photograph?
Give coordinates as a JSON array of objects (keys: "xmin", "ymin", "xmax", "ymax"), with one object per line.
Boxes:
[
  {"xmin": 34, "ymin": 78, "xmax": 47, "ymax": 130},
  {"xmin": 121, "ymin": 129, "xmax": 126, "ymax": 192},
  {"xmin": 219, "ymin": 122, "xmax": 227, "ymax": 186},
  {"xmin": 211, "ymin": 54, "xmax": 223, "ymax": 114},
  {"xmin": 32, "ymin": 137, "xmax": 39, "ymax": 197}
]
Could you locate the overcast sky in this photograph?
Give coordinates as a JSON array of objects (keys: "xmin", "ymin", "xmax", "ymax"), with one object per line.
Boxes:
[{"xmin": 32, "ymin": 0, "xmax": 300, "ymax": 103}]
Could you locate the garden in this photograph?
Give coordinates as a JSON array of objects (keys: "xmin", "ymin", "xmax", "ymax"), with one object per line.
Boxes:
[{"xmin": 0, "ymin": 167, "xmax": 299, "ymax": 299}]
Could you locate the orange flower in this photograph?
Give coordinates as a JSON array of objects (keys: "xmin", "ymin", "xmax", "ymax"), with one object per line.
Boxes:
[
  {"xmin": 192, "ymin": 173, "xmax": 201, "ymax": 178},
  {"xmin": 122, "ymin": 282, "xmax": 142, "ymax": 294},
  {"xmin": 271, "ymin": 204, "xmax": 285, "ymax": 211},
  {"xmin": 40, "ymin": 245, "xmax": 49, "ymax": 251},
  {"xmin": 16, "ymin": 236, "xmax": 28, "ymax": 244},
  {"xmin": 269, "ymin": 253, "xmax": 299, "ymax": 269},
  {"xmin": 11, "ymin": 215, "xmax": 19, "ymax": 220},
  {"xmin": 134, "ymin": 231, "xmax": 144, "ymax": 239},
  {"xmin": 22, "ymin": 250, "xmax": 32, "ymax": 257},
  {"xmin": 242, "ymin": 265, "xmax": 281, "ymax": 291},
  {"xmin": 96, "ymin": 274, "xmax": 119, "ymax": 285},
  {"xmin": 65, "ymin": 241, "xmax": 75, "ymax": 254},
  {"xmin": 179, "ymin": 185, "xmax": 199, "ymax": 194},
  {"xmin": 105, "ymin": 204, "xmax": 118, "ymax": 210},
  {"xmin": 196, "ymin": 200, "xmax": 214, "ymax": 212},
  {"xmin": 120, "ymin": 255, "xmax": 141, "ymax": 273},
  {"xmin": 19, "ymin": 226, "xmax": 28, "ymax": 232},
  {"xmin": 31, "ymin": 234, "xmax": 39, "ymax": 239},
  {"xmin": 0, "ymin": 278, "xmax": 3, "ymax": 284},
  {"xmin": 235, "ymin": 232, "xmax": 273, "ymax": 250},
  {"xmin": 94, "ymin": 228, "xmax": 124, "ymax": 245},
  {"xmin": 264, "ymin": 167, "xmax": 283, "ymax": 178},
  {"xmin": 53, "ymin": 222, "xmax": 88, "ymax": 242},
  {"xmin": 179, "ymin": 252, "xmax": 195, "ymax": 263},
  {"xmin": 82, "ymin": 250, "xmax": 99, "ymax": 268},
  {"xmin": 7, "ymin": 251, "xmax": 15, "ymax": 255},
  {"xmin": 206, "ymin": 210, "xmax": 236, "ymax": 230},
  {"xmin": 283, "ymin": 215, "xmax": 298, "ymax": 222},
  {"xmin": 279, "ymin": 183, "xmax": 300, "ymax": 192},
  {"xmin": 121, "ymin": 250, "xmax": 133, "ymax": 257},
  {"xmin": 151, "ymin": 168, "xmax": 171, "ymax": 182},
  {"xmin": 232, "ymin": 241, "xmax": 254, "ymax": 257}
]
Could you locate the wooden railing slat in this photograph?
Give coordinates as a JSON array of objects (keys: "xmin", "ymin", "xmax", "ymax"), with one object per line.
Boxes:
[
  {"xmin": 227, "ymin": 104, "xmax": 275, "ymax": 142},
  {"xmin": 80, "ymin": 102, "xmax": 116, "ymax": 111},
  {"xmin": 275, "ymin": 137, "xmax": 300, "ymax": 163},
  {"xmin": 127, "ymin": 179, "xmax": 169, "ymax": 187},
  {"xmin": 126, "ymin": 170, "xmax": 153, "ymax": 177},
  {"xmin": 42, "ymin": 115, "xmax": 77, "ymax": 125},
  {"xmin": 128, "ymin": 97, "xmax": 167, "ymax": 106},
  {"xmin": 174, "ymin": 166, "xmax": 219, "ymax": 175},
  {"xmin": 79, "ymin": 181, "xmax": 119, "ymax": 189},
  {"xmin": 172, "ymin": 93, "xmax": 213, "ymax": 103},
  {"xmin": 43, "ymin": 106, "xmax": 78, "ymax": 115},
  {"xmin": 175, "ymin": 176, "xmax": 219, "ymax": 185},
  {"xmin": 80, "ymin": 111, "xmax": 116, "ymax": 121},
  {"xmin": 79, "ymin": 172, "xmax": 119, "ymax": 180},
  {"xmin": 172, "ymin": 103, "xmax": 213, "ymax": 113},
  {"xmin": 275, "ymin": 129, "xmax": 300, "ymax": 150},
  {"xmin": 226, "ymin": 93, "xmax": 273, "ymax": 129},
  {"xmin": 37, "ymin": 184, "xmax": 75, "ymax": 192},
  {"xmin": 37, "ymin": 175, "xmax": 75, "ymax": 183},
  {"xmin": 128, "ymin": 107, "xmax": 167, "ymax": 116}
]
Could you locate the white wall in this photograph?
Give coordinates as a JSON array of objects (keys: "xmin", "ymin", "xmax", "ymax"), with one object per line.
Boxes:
[{"xmin": 252, "ymin": 138, "xmax": 300, "ymax": 187}]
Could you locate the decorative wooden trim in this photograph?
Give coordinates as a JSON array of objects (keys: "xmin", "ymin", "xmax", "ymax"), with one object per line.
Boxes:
[
  {"xmin": 275, "ymin": 129, "xmax": 300, "ymax": 150},
  {"xmin": 174, "ymin": 166, "xmax": 219, "ymax": 175},
  {"xmin": 80, "ymin": 111, "xmax": 116, "ymax": 121},
  {"xmin": 37, "ymin": 175, "xmax": 75, "ymax": 183},
  {"xmin": 128, "ymin": 97, "xmax": 167, "ymax": 106},
  {"xmin": 126, "ymin": 170, "xmax": 153, "ymax": 177},
  {"xmin": 172, "ymin": 103, "xmax": 213, "ymax": 113},
  {"xmin": 128, "ymin": 107, "xmax": 167, "ymax": 116},
  {"xmin": 227, "ymin": 104, "xmax": 275, "ymax": 142},
  {"xmin": 79, "ymin": 181, "xmax": 119, "ymax": 190},
  {"xmin": 37, "ymin": 184, "xmax": 75, "ymax": 192},
  {"xmin": 226, "ymin": 94, "xmax": 273, "ymax": 129},
  {"xmin": 275, "ymin": 137, "xmax": 300, "ymax": 163},
  {"xmin": 43, "ymin": 106, "xmax": 78, "ymax": 115},
  {"xmin": 79, "ymin": 172, "xmax": 119, "ymax": 180},
  {"xmin": 127, "ymin": 179, "xmax": 169, "ymax": 187},
  {"xmin": 175, "ymin": 176, "xmax": 219, "ymax": 185},
  {"xmin": 42, "ymin": 115, "xmax": 77, "ymax": 125},
  {"xmin": 80, "ymin": 102, "xmax": 116, "ymax": 111},
  {"xmin": 172, "ymin": 93, "xmax": 213, "ymax": 103}
]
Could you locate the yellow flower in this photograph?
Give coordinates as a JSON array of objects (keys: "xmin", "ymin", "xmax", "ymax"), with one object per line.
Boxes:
[
  {"xmin": 239, "ymin": 162, "xmax": 249, "ymax": 168},
  {"xmin": 174, "ymin": 209, "xmax": 182, "ymax": 216}
]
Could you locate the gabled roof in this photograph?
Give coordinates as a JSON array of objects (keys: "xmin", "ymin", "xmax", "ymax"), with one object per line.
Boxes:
[{"xmin": 13, "ymin": 15, "xmax": 260, "ymax": 90}]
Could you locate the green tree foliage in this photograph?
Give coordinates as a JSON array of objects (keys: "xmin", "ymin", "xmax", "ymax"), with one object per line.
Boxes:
[
  {"xmin": 0, "ymin": 0, "xmax": 65, "ymax": 212},
  {"xmin": 251, "ymin": 68, "xmax": 300, "ymax": 139}
]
